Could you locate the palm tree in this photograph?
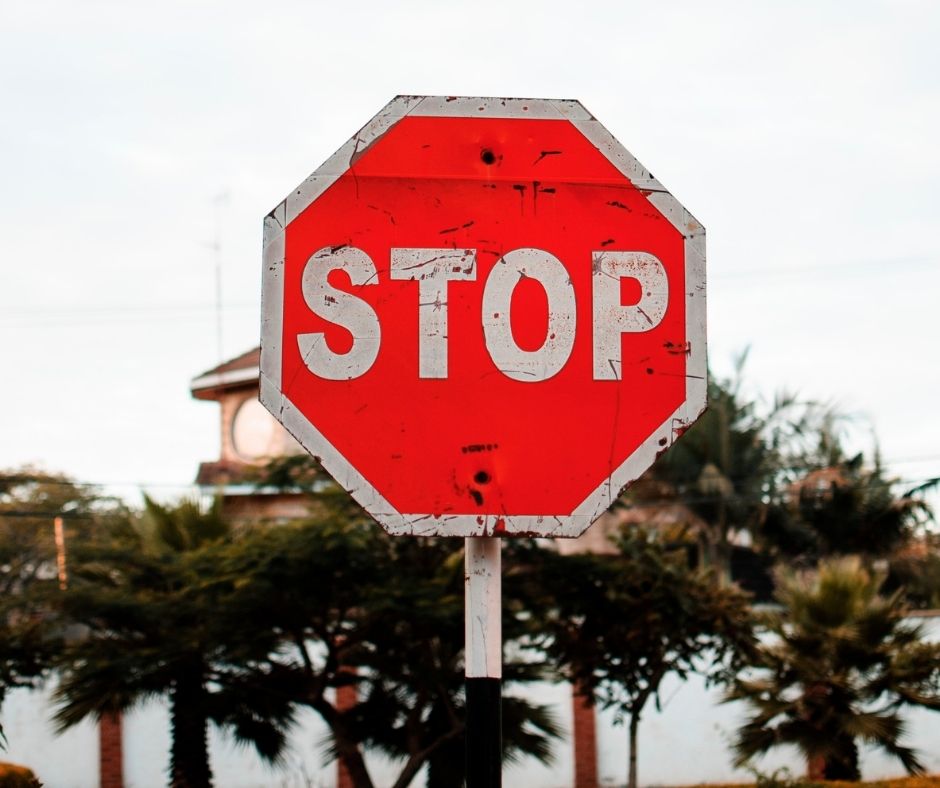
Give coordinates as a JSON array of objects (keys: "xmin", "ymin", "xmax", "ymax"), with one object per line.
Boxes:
[
  {"xmin": 217, "ymin": 512, "xmax": 562, "ymax": 788},
  {"xmin": 637, "ymin": 356, "xmax": 822, "ymax": 583},
  {"xmin": 52, "ymin": 496, "xmax": 294, "ymax": 788},
  {"xmin": 727, "ymin": 557, "xmax": 940, "ymax": 780},
  {"xmin": 790, "ymin": 452, "xmax": 929, "ymax": 560}
]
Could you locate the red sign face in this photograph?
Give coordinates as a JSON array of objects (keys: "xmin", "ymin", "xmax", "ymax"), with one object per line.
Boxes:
[{"xmin": 261, "ymin": 97, "xmax": 706, "ymax": 537}]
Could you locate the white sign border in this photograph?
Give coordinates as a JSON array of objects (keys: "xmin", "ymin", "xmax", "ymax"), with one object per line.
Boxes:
[{"xmin": 260, "ymin": 96, "xmax": 706, "ymax": 538}]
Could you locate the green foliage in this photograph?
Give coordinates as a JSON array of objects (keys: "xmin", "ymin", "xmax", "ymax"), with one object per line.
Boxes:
[
  {"xmin": 727, "ymin": 557, "xmax": 940, "ymax": 780},
  {"xmin": 629, "ymin": 355, "xmax": 825, "ymax": 580},
  {"xmin": 245, "ymin": 453, "xmax": 337, "ymax": 497},
  {"xmin": 214, "ymin": 515, "xmax": 560, "ymax": 788},
  {"xmin": 886, "ymin": 546, "xmax": 940, "ymax": 610},
  {"xmin": 52, "ymin": 495, "xmax": 295, "ymax": 788},
  {"xmin": 763, "ymin": 451, "xmax": 931, "ymax": 562},
  {"xmin": 534, "ymin": 530, "xmax": 755, "ymax": 788},
  {"xmin": 0, "ymin": 468, "xmax": 127, "ymax": 749},
  {"xmin": 540, "ymin": 529, "xmax": 755, "ymax": 698}
]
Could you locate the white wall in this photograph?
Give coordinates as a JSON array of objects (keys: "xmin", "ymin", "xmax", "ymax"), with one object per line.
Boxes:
[
  {"xmin": 3, "ymin": 617, "xmax": 939, "ymax": 787},
  {"xmin": 596, "ymin": 616, "xmax": 940, "ymax": 787},
  {"xmin": 2, "ymin": 684, "xmax": 99, "ymax": 788}
]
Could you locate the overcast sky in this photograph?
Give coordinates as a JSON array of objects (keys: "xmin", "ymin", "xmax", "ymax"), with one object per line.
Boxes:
[{"xmin": 2, "ymin": 0, "xmax": 938, "ymax": 506}]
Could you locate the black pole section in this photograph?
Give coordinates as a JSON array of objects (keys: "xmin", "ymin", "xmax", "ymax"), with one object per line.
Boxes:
[
  {"xmin": 465, "ymin": 536, "xmax": 502, "ymax": 787},
  {"xmin": 466, "ymin": 677, "xmax": 502, "ymax": 788}
]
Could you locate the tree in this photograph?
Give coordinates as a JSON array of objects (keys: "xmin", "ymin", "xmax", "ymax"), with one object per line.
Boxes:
[
  {"xmin": 216, "ymin": 512, "xmax": 561, "ymax": 788},
  {"xmin": 536, "ymin": 530, "xmax": 754, "ymax": 788},
  {"xmin": 0, "ymin": 468, "xmax": 125, "ymax": 747},
  {"xmin": 236, "ymin": 455, "xmax": 563, "ymax": 787},
  {"xmin": 762, "ymin": 446, "xmax": 932, "ymax": 564},
  {"xmin": 727, "ymin": 557, "xmax": 940, "ymax": 780},
  {"xmin": 632, "ymin": 356, "xmax": 822, "ymax": 583},
  {"xmin": 52, "ymin": 496, "xmax": 295, "ymax": 788}
]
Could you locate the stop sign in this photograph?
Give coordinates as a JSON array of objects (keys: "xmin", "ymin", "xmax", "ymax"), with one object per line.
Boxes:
[{"xmin": 260, "ymin": 96, "xmax": 705, "ymax": 538}]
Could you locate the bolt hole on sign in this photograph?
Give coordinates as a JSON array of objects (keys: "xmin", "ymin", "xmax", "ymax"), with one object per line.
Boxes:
[{"xmin": 260, "ymin": 96, "xmax": 706, "ymax": 538}]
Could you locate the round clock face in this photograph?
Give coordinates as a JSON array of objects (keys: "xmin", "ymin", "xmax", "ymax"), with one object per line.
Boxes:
[{"xmin": 231, "ymin": 397, "xmax": 279, "ymax": 462}]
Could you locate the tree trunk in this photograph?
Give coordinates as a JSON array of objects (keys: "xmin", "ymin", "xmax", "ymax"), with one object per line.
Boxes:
[
  {"xmin": 824, "ymin": 735, "xmax": 860, "ymax": 780},
  {"xmin": 628, "ymin": 710, "xmax": 640, "ymax": 788},
  {"xmin": 807, "ymin": 753, "xmax": 826, "ymax": 781},
  {"xmin": 336, "ymin": 743, "xmax": 376, "ymax": 788},
  {"xmin": 168, "ymin": 670, "xmax": 212, "ymax": 788},
  {"xmin": 310, "ymin": 696, "xmax": 375, "ymax": 788}
]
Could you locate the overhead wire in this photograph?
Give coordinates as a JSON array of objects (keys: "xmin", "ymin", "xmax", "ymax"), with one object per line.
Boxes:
[{"xmin": 1, "ymin": 253, "xmax": 937, "ymax": 326}]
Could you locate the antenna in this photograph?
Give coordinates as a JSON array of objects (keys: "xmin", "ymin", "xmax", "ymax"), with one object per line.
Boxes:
[{"xmin": 210, "ymin": 190, "xmax": 230, "ymax": 362}]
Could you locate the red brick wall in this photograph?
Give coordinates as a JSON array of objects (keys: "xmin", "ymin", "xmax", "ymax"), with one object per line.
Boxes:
[
  {"xmin": 336, "ymin": 677, "xmax": 358, "ymax": 788},
  {"xmin": 572, "ymin": 686, "xmax": 598, "ymax": 788},
  {"xmin": 99, "ymin": 710, "xmax": 124, "ymax": 788}
]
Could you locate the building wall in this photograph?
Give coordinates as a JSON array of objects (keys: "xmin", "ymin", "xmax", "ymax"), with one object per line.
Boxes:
[{"xmin": 218, "ymin": 388, "xmax": 302, "ymax": 465}]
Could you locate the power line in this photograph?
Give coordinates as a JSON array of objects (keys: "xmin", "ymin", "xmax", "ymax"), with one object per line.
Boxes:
[
  {"xmin": 712, "ymin": 253, "xmax": 938, "ymax": 280},
  {"xmin": 1, "ymin": 254, "xmax": 936, "ymax": 326},
  {"xmin": 0, "ymin": 303, "xmax": 256, "ymax": 328}
]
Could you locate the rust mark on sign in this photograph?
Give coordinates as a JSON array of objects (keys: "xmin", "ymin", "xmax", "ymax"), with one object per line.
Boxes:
[
  {"xmin": 533, "ymin": 150, "xmax": 562, "ymax": 165},
  {"xmin": 664, "ymin": 341, "xmax": 692, "ymax": 355},
  {"xmin": 462, "ymin": 443, "xmax": 499, "ymax": 454},
  {"xmin": 493, "ymin": 517, "xmax": 506, "ymax": 535},
  {"xmin": 600, "ymin": 238, "xmax": 615, "ymax": 247},
  {"xmin": 607, "ymin": 200, "xmax": 632, "ymax": 211},
  {"xmin": 367, "ymin": 205, "xmax": 396, "ymax": 225}
]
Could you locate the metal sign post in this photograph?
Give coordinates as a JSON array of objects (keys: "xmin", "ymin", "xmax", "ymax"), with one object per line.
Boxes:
[{"xmin": 465, "ymin": 536, "xmax": 502, "ymax": 787}]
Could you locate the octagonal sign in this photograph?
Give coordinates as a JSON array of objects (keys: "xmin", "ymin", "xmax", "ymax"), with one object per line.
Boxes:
[{"xmin": 260, "ymin": 96, "xmax": 706, "ymax": 538}]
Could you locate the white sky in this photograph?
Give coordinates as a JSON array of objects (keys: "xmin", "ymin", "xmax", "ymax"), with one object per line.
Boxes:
[{"xmin": 2, "ymin": 0, "xmax": 939, "ymax": 506}]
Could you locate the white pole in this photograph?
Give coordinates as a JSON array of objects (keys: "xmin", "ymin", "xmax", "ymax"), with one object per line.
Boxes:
[
  {"xmin": 465, "ymin": 535, "xmax": 502, "ymax": 787},
  {"xmin": 465, "ymin": 536, "xmax": 502, "ymax": 679}
]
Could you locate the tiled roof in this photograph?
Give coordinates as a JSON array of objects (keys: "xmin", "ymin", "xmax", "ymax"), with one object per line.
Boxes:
[
  {"xmin": 190, "ymin": 347, "xmax": 260, "ymax": 398},
  {"xmin": 195, "ymin": 347, "xmax": 260, "ymax": 378}
]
